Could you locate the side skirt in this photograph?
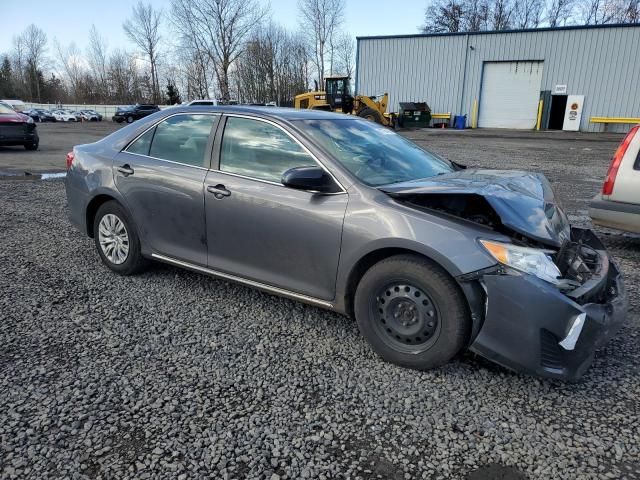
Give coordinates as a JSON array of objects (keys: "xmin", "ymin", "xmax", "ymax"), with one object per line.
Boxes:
[{"xmin": 150, "ymin": 253, "xmax": 335, "ymax": 310}]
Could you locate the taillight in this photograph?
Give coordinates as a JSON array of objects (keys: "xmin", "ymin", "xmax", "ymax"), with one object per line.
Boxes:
[
  {"xmin": 66, "ymin": 151, "xmax": 75, "ymax": 169},
  {"xmin": 602, "ymin": 125, "xmax": 640, "ymax": 195}
]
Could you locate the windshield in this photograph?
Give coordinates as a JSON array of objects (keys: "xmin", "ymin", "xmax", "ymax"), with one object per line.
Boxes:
[
  {"xmin": 296, "ymin": 118, "xmax": 453, "ymax": 186},
  {"xmin": 0, "ymin": 103, "xmax": 16, "ymax": 114}
]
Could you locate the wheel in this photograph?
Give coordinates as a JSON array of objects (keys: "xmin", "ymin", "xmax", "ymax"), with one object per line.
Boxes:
[
  {"xmin": 354, "ymin": 254, "xmax": 470, "ymax": 370},
  {"xmin": 93, "ymin": 201, "xmax": 147, "ymax": 275},
  {"xmin": 24, "ymin": 141, "xmax": 38, "ymax": 151},
  {"xmin": 126, "ymin": 115, "xmax": 134, "ymax": 124},
  {"xmin": 357, "ymin": 107, "xmax": 384, "ymax": 124}
]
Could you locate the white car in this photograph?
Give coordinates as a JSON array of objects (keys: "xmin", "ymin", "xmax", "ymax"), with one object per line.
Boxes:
[
  {"xmin": 589, "ymin": 125, "xmax": 640, "ymax": 233},
  {"xmin": 79, "ymin": 110, "xmax": 100, "ymax": 121},
  {"xmin": 52, "ymin": 110, "xmax": 77, "ymax": 122}
]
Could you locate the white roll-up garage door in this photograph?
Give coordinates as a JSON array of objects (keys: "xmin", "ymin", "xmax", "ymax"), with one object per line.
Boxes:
[{"xmin": 478, "ymin": 61, "xmax": 543, "ymax": 129}]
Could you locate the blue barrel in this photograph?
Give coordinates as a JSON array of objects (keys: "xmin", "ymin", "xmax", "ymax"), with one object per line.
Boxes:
[{"xmin": 454, "ymin": 115, "xmax": 467, "ymax": 129}]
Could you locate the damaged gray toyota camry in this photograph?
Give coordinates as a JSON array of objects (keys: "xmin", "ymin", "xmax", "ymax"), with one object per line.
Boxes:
[{"xmin": 65, "ymin": 106, "xmax": 628, "ymax": 381}]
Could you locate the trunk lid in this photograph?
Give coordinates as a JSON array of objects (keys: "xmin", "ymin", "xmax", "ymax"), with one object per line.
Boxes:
[{"xmin": 380, "ymin": 169, "xmax": 571, "ymax": 247}]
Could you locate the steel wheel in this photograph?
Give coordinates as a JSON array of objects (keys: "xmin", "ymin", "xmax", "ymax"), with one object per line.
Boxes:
[
  {"xmin": 372, "ymin": 282, "xmax": 441, "ymax": 354},
  {"xmin": 98, "ymin": 213, "xmax": 130, "ymax": 265}
]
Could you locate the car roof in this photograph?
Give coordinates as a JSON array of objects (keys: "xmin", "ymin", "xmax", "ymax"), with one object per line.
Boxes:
[{"xmin": 164, "ymin": 105, "xmax": 357, "ymax": 121}]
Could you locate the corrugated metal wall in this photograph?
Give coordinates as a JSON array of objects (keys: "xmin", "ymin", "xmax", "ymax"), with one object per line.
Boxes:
[{"xmin": 356, "ymin": 25, "xmax": 640, "ymax": 132}]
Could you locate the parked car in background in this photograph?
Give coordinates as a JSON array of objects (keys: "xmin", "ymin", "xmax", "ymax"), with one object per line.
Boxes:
[
  {"xmin": 38, "ymin": 110, "xmax": 57, "ymax": 122},
  {"xmin": 22, "ymin": 109, "xmax": 46, "ymax": 122},
  {"xmin": 52, "ymin": 110, "xmax": 77, "ymax": 122},
  {"xmin": 187, "ymin": 99, "xmax": 218, "ymax": 106},
  {"xmin": 590, "ymin": 125, "xmax": 640, "ymax": 233},
  {"xmin": 0, "ymin": 101, "xmax": 39, "ymax": 150},
  {"xmin": 65, "ymin": 106, "xmax": 627, "ymax": 381},
  {"xmin": 112, "ymin": 104, "xmax": 160, "ymax": 123},
  {"xmin": 71, "ymin": 111, "xmax": 85, "ymax": 122},
  {"xmin": 80, "ymin": 110, "xmax": 102, "ymax": 121}
]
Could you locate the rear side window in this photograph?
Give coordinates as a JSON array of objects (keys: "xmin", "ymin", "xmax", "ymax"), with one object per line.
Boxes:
[
  {"xmin": 126, "ymin": 127, "xmax": 155, "ymax": 156},
  {"xmin": 219, "ymin": 117, "xmax": 316, "ymax": 183}
]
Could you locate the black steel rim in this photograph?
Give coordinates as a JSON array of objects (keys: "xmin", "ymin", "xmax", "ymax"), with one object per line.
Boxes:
[{"xmin": 371, "ymin": 282, "xmax": 441, "ymax": 353}]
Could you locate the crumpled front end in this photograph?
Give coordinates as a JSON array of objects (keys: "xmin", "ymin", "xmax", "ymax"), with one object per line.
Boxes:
[{"xmin": 465, "ymin": 228, "xmax": 628, "ymax": 381}]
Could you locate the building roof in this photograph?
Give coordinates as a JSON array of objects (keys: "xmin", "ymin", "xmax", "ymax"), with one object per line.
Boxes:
[{"xmin": 357, "ymin": 22, "xmax": 640, "ymax": 41}]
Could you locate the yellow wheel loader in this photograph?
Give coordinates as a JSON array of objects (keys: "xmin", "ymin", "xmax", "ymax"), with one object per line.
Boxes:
[{"xmin": 294, "ymin": 76, "xmax": 394, "ymax": 127}]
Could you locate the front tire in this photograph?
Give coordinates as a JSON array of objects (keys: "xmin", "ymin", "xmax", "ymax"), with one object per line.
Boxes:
[
  {"xmin": 357, "ymin": 107, "xmax": 384, "ymax": 124},
  {"xmin": 126, "ymin": 115, "xmax": 134, "ymax": 124},
  {"xmin": 24, "ymin": 140, "xmax": 39, "ymax": 151},
  {"xmin": 93, "ymin": 201, "xmax": 147, "ymax": 275},
  {"xmin": 354, "ymin": 254, "xmax": 470, "ymax": 370}
]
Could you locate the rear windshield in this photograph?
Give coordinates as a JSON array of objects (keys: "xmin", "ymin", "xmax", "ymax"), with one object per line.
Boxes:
[{"xmin": 295, "ymin": 118, "xmax": 453, "ymax": 186}]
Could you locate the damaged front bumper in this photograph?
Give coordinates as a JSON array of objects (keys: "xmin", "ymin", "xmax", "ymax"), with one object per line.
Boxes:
[{"xmin": 465, "ymin": 228, "xmax": 628, "ymax": 381}]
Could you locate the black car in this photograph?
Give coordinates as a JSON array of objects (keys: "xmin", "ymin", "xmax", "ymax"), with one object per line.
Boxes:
[
  {"xmin": 112, "ymin": 104, "xmax": 160, "ymax": 124},
  {"xmin": 22, "ymin": 109, "xmax": 55, "ymax": 122}
]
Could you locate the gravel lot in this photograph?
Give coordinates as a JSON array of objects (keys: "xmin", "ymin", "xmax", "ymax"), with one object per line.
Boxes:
[{"xmin": 1, "ymin": 125, "xmax": 639, "ymax": 479}]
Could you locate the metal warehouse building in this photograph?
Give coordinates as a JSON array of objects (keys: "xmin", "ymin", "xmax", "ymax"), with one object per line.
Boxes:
[{"xmin": 355, "ymin": 24, "xmax": 640, "ymax": 132}]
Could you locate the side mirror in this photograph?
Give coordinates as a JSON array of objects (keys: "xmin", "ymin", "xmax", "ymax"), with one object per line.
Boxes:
[{"xmin": 281, "ymin": 166, "xmax": 339, "ymax": 194}]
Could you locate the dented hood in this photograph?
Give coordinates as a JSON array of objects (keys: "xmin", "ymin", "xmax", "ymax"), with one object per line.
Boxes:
[{"xmin": 380, "ymin": 169, "xmax": 571, "ymax": 247}]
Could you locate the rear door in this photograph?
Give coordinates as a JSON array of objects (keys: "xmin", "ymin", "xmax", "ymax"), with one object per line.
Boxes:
[
  {"xmin": 114, "ymin": 113, "xmax": 219, "ymax": 265},
  {"xmin": 204, "ymin": 115, "xmax": 348, "ymax": 301}
]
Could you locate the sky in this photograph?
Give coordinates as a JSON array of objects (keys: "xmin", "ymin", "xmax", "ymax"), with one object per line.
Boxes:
[{"xmin": 0, "ymin": 0, "xmax": 427, "ymax": 54}]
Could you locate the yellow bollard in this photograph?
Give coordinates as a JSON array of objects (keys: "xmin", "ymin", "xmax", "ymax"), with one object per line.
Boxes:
[{"xmin": 536, "ymin": 99, "xmax": 544, "ymax": 130}]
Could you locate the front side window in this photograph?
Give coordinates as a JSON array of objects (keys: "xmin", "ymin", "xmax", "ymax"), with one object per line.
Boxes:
[
  {"xmin": 145, "ymin": 114, "xmax": 216, "ymax": 167},
  {"xmin": 219, "ymin": 117, "xmax": 316, "ymax": 183},
  {"xmin": 296, "ymin": 118, "xmax": 453, "ymax": 186}
]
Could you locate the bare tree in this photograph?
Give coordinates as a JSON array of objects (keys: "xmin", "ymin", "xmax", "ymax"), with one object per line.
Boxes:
[
  {"xmin": 298, "ymin": 0, "xmax": 345, "ymax": 88},
  {"xmin": 87, "ymin": 25, "xmax": 109, "ymax": 101},
  {"xmin": 123, "ymin": 1, "xmax": 162, "ymax": 103},
  {"xmin": 463, "ymin": 0, "xmax": 490, "ymax": 30},
  {"xmin": 513, "ymin": 0, "xmax": 544, "ymax": 27},
  {"xmin": 22, "ymin": 24, "xmax": 48, "ymax": 102},
  {"xmin": 422, "ymin": 0, "xmax": 466, "ymax": 32},
  {"xmin": 334, "ymin": 32, "xmax": 355, "ymax": 79},
  {"xmin": 578, "ymin": 0, "xmax": 621, "ymax": 23},
  {"xmin": 171, "ymin": 0, "xmax": 267, "ymax": 102},
  {"xmin": 54, "ymin": 40, "xmax": 85, "ymax": 97},
  {"xmin": 490, "ymin": 0, "xmax": 514, "ymax": 28},
  {"xmin": 547, "ymin": 0, "xmax": 575, "ymax": 26},
  {"xmin": 618, "ymin": 0, "xmax": 640, "ymax": 21}
]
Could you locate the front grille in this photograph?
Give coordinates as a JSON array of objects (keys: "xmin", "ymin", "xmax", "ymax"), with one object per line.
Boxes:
[
  {"xmin": 0, "ymin": 123, "xmax": 28, "ymax": 139},
  {"xmin": 540, "ymin": 329, "xmax": 564, "ymax": 371}
]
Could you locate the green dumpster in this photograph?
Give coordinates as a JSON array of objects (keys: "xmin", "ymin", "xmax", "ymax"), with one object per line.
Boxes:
[{"xmin": 398, "ymin": 102, "xmax": 432, "ymax": 128}]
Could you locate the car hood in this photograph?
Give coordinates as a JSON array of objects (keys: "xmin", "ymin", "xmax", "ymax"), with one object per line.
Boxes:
[
  {"xmin": 380, "ymin": 169, "xmax": 571, "ymax": 247},
  {"xmin": 0, "ymin": 112, "xmax": 29, "ymax": 123}
]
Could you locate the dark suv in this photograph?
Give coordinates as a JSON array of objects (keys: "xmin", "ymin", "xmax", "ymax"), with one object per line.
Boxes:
[{"xmin": 112, "ymin": 104, "xmax": 160, "ymax": 124}]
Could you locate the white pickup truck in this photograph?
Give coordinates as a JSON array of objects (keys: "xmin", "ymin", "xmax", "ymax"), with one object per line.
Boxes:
[{"xmin": 590, "ymin": 125, "xmax": 640, "ymax": 233}]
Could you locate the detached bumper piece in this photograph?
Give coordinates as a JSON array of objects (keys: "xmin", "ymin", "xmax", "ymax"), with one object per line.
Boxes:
[{"xmin": 468, "ymin": 228, "xmax": 628, "ymax": 381}]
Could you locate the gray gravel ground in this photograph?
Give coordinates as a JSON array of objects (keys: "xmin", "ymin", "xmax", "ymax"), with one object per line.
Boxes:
[{"xmin": 1, "ymin": 129, "xmax": 639, "ymax": 479}]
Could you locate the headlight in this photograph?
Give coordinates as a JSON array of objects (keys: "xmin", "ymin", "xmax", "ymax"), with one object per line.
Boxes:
[{"xmin": 479, "ymin": 239, "xmax": 562, "ymax": 285}]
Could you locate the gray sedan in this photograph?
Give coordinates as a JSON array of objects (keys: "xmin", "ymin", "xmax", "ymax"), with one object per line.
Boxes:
[{"xmin": 65, "ymin": 106, "xmax": 627, "ymax": 380}]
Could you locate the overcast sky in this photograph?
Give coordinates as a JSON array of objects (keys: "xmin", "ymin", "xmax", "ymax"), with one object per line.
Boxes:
[{"xmin": 0, "ymin": 0, "xmax": 426, "ymax": 55}]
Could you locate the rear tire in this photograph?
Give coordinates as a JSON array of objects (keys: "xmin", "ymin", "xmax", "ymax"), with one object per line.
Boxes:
[
  {"xmin": 93, "ymin": 201, "xmax": 147, "ymax": 275},
  {"xmin": 354, "ymin": 254, "xmax": 470, "ymax": 370},
  {"xmin": 357, "ymin": 107, "xmax": 384, "ymax": 124}
]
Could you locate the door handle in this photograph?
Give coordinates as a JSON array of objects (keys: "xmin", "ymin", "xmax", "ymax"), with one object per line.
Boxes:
[
  {"xmin": 117, "ymin": 164, "xmax": 134, "ymax": 176},
  {"xmin": 207, "ymin": 184, "xmax": 231, "ymax": 199}
]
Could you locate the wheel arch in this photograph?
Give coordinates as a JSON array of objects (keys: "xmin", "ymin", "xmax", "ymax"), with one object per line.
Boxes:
[
  {"xmin": 341, "ymin": 247, "xmax": 485, "ymax": 344},
  {"xmin": 85, "ymin": 194, "xmax": 122, "ymax": 238}
]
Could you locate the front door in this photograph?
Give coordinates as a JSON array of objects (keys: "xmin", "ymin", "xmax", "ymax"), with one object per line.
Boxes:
[
  {"xmin": 204, "ymin": 115, "xmax": 348, "ymax": 301},
  {"xmin": 114, "ymin": 113, "xmax": 219, "ymax": 265}
]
